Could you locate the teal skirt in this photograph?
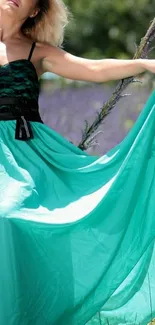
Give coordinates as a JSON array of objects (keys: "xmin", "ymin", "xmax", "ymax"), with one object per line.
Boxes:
[{"xmin": 1, "ymin": 90, "xmax": 155, "ymax": 325}]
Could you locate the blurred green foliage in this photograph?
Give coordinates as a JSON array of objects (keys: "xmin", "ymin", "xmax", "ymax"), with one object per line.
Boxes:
[{"xmin": 64, "ymin": 0, "xmax": 155, "ymax": 59}]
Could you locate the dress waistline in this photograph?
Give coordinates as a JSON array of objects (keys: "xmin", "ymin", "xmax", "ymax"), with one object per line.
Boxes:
[{"xmin": 0, "ymin": 97, "xmax": 43, "ymax": 141}]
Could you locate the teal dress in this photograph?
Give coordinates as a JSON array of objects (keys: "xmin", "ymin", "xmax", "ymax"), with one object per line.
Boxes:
[{"xmin": 1, "ymin": 42, "xmax": 155, "ymax": 325}]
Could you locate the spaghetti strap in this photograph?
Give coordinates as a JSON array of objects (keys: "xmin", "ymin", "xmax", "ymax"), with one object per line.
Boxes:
[{"xmin": 28, "ymin": 41, "xmax": 36, "ymax": 61}]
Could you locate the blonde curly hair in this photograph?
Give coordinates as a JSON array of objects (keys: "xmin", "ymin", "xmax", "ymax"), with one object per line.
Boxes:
[{"xmin": 21, "ymin": 0, "xmax": 71, "ymax": 47}]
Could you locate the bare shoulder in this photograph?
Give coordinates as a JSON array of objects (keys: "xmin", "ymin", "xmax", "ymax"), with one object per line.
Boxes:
[
  {"xmin": 36, "ymin": 41, "xmax": 66, "ymax": 75},
  {"xmin": 36, "ymin": 41, "xmax": 97, "ymax": 82}
]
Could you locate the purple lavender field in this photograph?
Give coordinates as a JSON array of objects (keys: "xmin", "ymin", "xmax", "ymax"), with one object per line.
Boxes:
[{"xmin": 39, "ymin": 80, "xmax": 152, "ymax": 156}]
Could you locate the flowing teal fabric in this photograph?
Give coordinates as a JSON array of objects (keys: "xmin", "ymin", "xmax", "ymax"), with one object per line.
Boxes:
[{"xmin": 0, "ymin": 60, "xmax": 155, "ymax": 325}]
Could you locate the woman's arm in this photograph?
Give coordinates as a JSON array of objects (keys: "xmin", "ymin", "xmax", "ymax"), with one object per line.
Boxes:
[{"xmin": 41, "ymin": 44, "xmax": 150, "ymax": 82}]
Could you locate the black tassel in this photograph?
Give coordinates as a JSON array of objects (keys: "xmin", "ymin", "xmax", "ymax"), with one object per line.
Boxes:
[{"xmin": 15, "ymin": 116, "xmax": 34, "ymax": 140}]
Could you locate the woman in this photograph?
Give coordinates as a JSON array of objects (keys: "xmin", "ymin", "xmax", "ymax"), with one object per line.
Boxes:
[{"xmin": 1, "ymin": 0, "xmax": 155, "ymax": 325}]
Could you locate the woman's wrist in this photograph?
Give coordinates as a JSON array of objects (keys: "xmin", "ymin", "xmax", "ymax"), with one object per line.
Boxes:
[{"xmin": 138, "ymin": 58, "xmax": 150, "ymax": 72}]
